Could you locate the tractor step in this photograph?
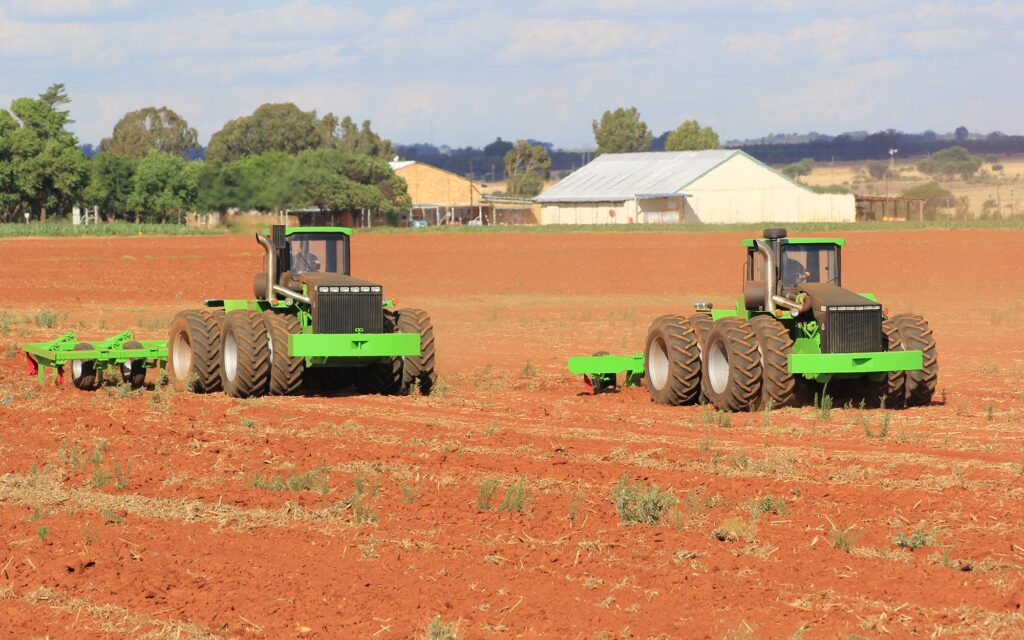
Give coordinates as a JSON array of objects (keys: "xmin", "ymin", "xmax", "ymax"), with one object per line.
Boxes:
[
  {"xmin": 22, "ymin": 331, "xmax": 167, "ymax": 388},
  {"xmin": 567, "ymin": 352, "xmax": 644, "ymax": 395}
]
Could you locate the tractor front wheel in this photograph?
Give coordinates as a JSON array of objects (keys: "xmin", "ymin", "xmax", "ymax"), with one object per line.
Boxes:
[
  {"xmin": 220, "ymin": 310, "xmax": 270, "ymax": 398},
  {"xmin": 396, "ymin": 308, "xmax": 436, "ymax": 395},
  {"xmin": 644, "ymin": 315, "xmax": 701, "ymax": 406},
  {"xmin": 893, "ymin": 313, "xmax": 938, "ymax": 407},
  {"xmin": 264, "ymin": 311, "xmax": 303, "ymax": 396},
  {"xmin": 702, "ymin": 317, "xmax": 762, "ymax": 412},
  {"xmin": 167, "ymin": 310, "xmax": 222, "ymax": 393}
]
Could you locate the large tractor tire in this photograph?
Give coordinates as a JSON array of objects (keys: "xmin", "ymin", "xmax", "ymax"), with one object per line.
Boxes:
[
  {"xmin": 357, "ymin": 312, "xmax": 402, "ymax": 395},
  {"xmin": 220, "ymin": 310, "xmax": 270, "ymax": 398},
  {"xmin": 644, "ymin": 315, "xmax": 701, "ymax": 406},
  {"xmin": 120, "ymin": 340, "xmax": 148, "ymax": 389},
  {"xmin": 749, "ymin": 315, "xmax": 796, "ymax": 409},
  {"xmin": 70, "ymin": 342, "xmax": 99, "ymax": 390},
  {"xmin": 702, "ymin": 317, "xmax": 762, "ymax": 412},
  {"xmin": 263, "ymin": 311, "xmax": 303, "ymax": 396},
  {"xmin": 395, "ymin": 308, "xmax": 437, "ymax": 395},
  {"xmin": 357, "ymin": 308, "xmax": 437, "ymax": 396},
  {"xmin": 893, "ymin": 313, "xmax": 938, "ymax": 407},
  {"xmin": 687, "ymin": 313, "xmax": 714, "ymax": 403},
  {"xmin": 167, "ymin": 310, "xmax": 223, "ymax": 393}
]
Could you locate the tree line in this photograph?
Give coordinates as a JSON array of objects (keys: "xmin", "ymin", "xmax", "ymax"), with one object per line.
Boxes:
[{"xmin": 0, "ymin": 85, "xmax": 408, "ymax": 223}]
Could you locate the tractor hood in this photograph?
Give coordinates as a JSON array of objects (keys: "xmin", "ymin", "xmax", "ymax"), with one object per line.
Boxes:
[{"xmin": 798, "ymin": 283, "xmax": 880, "ymax": 324}]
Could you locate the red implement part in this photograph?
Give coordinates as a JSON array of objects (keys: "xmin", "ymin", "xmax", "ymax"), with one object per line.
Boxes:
[
  {"xmin": 582, "ymin": 374, "xmax": 596, "ymax": 396},
  {"xmin": 26, "ymin": 353, "xmax": 38, "ymax": 376},
  {"xmin": 56, "ymin": 365, "xmax": 64, "ymax": 386}
]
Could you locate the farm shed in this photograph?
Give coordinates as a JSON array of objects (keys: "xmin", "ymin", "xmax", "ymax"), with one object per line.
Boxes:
[
  {"xmin": 534, "ymin": 150, "xmax": 855, "ymax": 225},
  {"xmin": 389, "ymin": 160, "xmax": 492, "ymax": 224}
]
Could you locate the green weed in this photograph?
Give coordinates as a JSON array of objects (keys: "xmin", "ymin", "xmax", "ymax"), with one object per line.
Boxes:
[
  {"xmin": 750, "ymin": 495, "xmax": 790, "ymax": 519},
  {"xmin": 477, "ymin": 479, "xmax": 500, "ymax": 511},
  {"xmin": 423, "ymin": 615, "xmax": 458, "ymax": 640},
  {"xmin": 498, "ymin": 478, "xmax": 531, "ymax": 514},
  {"xmin": 610, "ymin": 474, "xmax": 677, "ymax": 525},
  {"xmin": 894, "ymin": 527, "xmax": 935, "ymax": 550},
  {"xmin": 36, "ymin": 526, "xmax": 48, "ymax": 543},
  {"xmin": 401, "ymin": 482, "xmax": 419, "ymax": 504},
  {"xmin": 250, "ymin": 464, "xmax": 330, "ymax": 494},
  {"xmin": 829, "ymin": 523, "xmax": 857, "ymax": 553},
  {"xmin": 520, "ymin": 361, "xmax": 537, "ymax": 378}
]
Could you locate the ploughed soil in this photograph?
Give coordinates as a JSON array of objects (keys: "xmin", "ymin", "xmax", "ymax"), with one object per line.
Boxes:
[{"xmin": 2, "ymin": 229, "xmax": 1024, "ymax": 639}]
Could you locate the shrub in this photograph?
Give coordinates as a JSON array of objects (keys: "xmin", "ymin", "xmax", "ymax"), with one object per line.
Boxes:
[{"xmin": 610, "ymin": 474, "xmax": 677, "ymax": 525}]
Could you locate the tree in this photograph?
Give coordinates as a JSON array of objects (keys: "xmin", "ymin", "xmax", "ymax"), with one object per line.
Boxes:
[
  {"xmin": 207, "ymin": 103, "xmax": 327, "ymax": 162},
  {"xmin": 333, "ymin": 116, "xmax": 394, "ymax": 160},
  {"xmin": 484, "ymin": 137, "xmax": 513, "ymax": 158},
  {"xmin": 289, "ymin": 149, "xmax": 410, "ymax": 216},
  {"xmin": 503, "ymin": 140, "xmax": 551, "ymax": 197},
  {"xmin": 592, "ymin": 107, "xmax": 652, "ymax": 154},
  {"xmin": 901, "ymin": 182, "xmax": 953, "ymax": 219},
  {"xmin": 664, "ymin": 119, "xmax": 720, "ymax": 151},
  {"xmin": 865, "ymin": 160, "xmax": 890, "ymax": 180},
  {"xmin": 83, "ymin": 152, "xmax": 136, "ymax": 220},
  {"xmin": 0, "ymin": 86, "xmax": 88, "ymax": 222},
  {"xmin": 100, "ymin": 107, "xmax": 199, "ymax": 158},
  {"xmin": 128, "ymin": 151, "xmax": 198, "ymax": 222},
  {"xmin": 917, "ymin": 146, "xmax": 981, "ymax": 179},
  {"xmin": 781, "ymin": 158, "xmax": 814, "ymax": 179},
  {"xmin": 954, "ymin": 126, "xmax": 969, "ymax": 142}
]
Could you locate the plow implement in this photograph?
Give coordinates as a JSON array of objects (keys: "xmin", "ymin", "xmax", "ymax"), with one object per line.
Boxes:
[
  {"xmin": 22, "ymin": 331, "xmax": 167, "ymax": 389},
  {"xmin": 567, "ymin": 352, "xmax": 644, "ymax": 395}
]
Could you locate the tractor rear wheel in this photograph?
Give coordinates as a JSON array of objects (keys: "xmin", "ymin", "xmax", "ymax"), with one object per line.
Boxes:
[
  {"xmin": 70, "ymin": 342, "xmax": 99, "ymax": 390},
  {"xmin": 687, "ymin": 313, "xmax": 714, "ymax": 403},
  {"xmin": 263, "ymin": 311, "xmax": 303, "ymax": 396},
  {"xmin": 702, "ymin": 317, "xmax": 762, "ymax": 412},
  {"xmin": 120, "ymin": 340, "xmax": 147, "ymax": 389},
  {"xmin": 395, "ymin": 308, "xmax": 436, "ymax": 395},
  {"xmin": 644, "ymin": 315, "xmax": 701, "ymax": 405},
  {"xmin": 749, "ymin": 315, "xmax": 796, "ymax": 409},
  {"xmin": 893, "ymin": 313, "xmax": 938, "ymax": 407},
  {"xmin": 167, "ymin": 310, "xmax": 222, "ymax": 393},
  {"xmin": 221, "ymin": 310, "xmax": 270, "ymax": 398}
]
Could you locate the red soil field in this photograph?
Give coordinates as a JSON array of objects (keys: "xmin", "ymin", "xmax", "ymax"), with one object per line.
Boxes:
[{"xmin": 1, "ymin": 229, "xmax": 1023, "ymax": 639}]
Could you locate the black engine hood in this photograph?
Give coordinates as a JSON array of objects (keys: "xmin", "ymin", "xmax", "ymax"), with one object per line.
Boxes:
[{"xmin": 798, "ymin": 283, "xmax": 880, "ymax": 324}]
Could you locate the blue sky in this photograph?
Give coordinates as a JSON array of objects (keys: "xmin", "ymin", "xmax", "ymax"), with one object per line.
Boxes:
[{"xmin": 1, "ymin": 0, "xmax": 1021, "ymax": 148}]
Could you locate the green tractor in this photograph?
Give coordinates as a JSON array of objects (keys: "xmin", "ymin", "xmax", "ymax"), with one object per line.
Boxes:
[
  {"xmin": 166, "ymin": 225, "xmax": 436, "ymax": 398},
  {"xmin": 569, "ymin": 228, "xmax": 937, "ymax": 411}
]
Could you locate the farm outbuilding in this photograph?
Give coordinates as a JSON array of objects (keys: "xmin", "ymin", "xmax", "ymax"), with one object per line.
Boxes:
[
  {"xmin": 534, "ymin": 150, "xmax": 855, "ymax": 225},
  {"xmin": 389, "ymin": 160, "xmax": 491, "ymax": 225}
]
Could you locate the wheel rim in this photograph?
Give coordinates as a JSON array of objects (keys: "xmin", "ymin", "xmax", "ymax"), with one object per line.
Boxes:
[
  {"xmin": 224, "ymin": 330, "xmax": 238, "ymax": 383},
  {"xmin": 172, "ymin": 332, "xmax": 192, "ymax": 380},
  {"xmin": 648, "ymin": 337, "xmax": 669, "ymax": 391},
  {"xmin": 707, "ymin": 336, "xmax": 730, "ymax": 394},
  {"xmin": 121, "ymin": 361, "xmax": 133, "ymax": 380},
  {"xmin": 72, "ymin": 359, "xmax": 83, "ymax": 379}
]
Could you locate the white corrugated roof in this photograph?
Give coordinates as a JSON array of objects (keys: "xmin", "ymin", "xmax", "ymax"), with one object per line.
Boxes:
[
  {"xmin": 388, "ymin": 160, "xmax": 416, "ymax": 171},
  {"xmin": 534, "ymin": 150, "xmax": 738, "ymax": 203}
]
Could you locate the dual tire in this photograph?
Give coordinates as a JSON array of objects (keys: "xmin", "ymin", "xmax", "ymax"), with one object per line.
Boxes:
[{"xmin": 646, "ymin": 314, "xmax": 793, "ymax": 412}]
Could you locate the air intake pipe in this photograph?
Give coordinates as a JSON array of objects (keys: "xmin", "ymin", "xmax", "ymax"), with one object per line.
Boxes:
[
  {"xmin": 754, "ymin": 239, "xmax": 776, "ymax": 314},
  {"xmin": 256, "ymin": 233, "xmax": 310, "ymax": 305}
]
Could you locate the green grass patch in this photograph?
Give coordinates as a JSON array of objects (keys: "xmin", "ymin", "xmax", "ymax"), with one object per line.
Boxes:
[
  {"xmin": 0, "ymin": 222, "xmax": 224, "ymax": 238},
  {"xmin": 250, "ymin": 464, "xmax": 330, "ymax": 494},
  {"xmin": 610, "ymin": 474, "xmax": 677, "ymax": 525}
]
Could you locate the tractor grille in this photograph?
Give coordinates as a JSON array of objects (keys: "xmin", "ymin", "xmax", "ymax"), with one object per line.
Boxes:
[
  {"xmin": 314, "ymin": 292, "xmax": 383, "ymax": 334},
  {"xmin": 822, "ymin": 307, "xmax": 882, "ymax": 353}
]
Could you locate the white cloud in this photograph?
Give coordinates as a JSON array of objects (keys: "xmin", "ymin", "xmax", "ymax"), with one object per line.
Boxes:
[{"xmin": 5, "ymin": 0, "xmax": 135, "ymax": 19}]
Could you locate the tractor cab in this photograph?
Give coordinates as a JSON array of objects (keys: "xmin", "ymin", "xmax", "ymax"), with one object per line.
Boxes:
[
  {"xmin": 742, "ymin": 229, "xmax": 845, "ymax": 312},
  {"xmin": 282, "ymin": 227, "xmax": 351, "ymax": 276}
]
